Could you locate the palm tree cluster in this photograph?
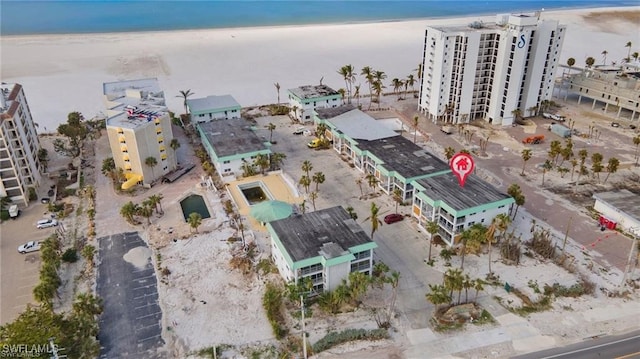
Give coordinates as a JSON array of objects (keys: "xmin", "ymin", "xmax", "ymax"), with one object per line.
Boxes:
[
  {"xmin": 426, "ymin": 268, "xmax": 486, "ymax": 309},
  {"xmin": 298, "ymin": 160, "xmax": 325, "ymax": 211},
  {"xmin": 241, "ymin": 152, "xmax": 287, "ymax": 178},
  {"xmin": 540, "ymin": 139, "xmax": 620, "ymax": 186},
  {"xmin": 336, "ymin": 64, "xmax": 418, "ymax": 110},
  {"xmin": 507, "ymin": 184, "xmax": 525, "ymax": 219},
  {"xmin": 119, "ymin": 194, "xmax": 164, "ymax": 226}
]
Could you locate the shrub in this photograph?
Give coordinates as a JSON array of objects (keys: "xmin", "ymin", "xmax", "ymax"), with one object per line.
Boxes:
[
  {"xmin": 62, "ymin": 248, "xmax": 79, "ymax": 263},
  {"xmin": 312, "ymin": 328, "xmax": 389, "ymax": 353},
  {"xmin": 262, "ymin": 283, "xmax": 287, "ymax": 339},
  {"xmin": 0, "ymin": 210, "xmax": 9, "ymax": 221}
]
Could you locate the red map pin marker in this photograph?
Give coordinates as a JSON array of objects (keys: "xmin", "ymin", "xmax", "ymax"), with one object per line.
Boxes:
[{"xmin": 450, "ymin": 153, "xmax": 475, "ymax": 187}]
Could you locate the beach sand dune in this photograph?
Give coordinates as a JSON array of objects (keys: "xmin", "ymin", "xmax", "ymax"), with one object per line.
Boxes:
[{"xmin": 1, "ymin": 6, "xmax": 638, "ymax": 131}]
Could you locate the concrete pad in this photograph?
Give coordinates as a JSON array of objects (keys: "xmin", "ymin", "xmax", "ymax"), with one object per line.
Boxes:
[
  {"xmin": 406, "ymin": 327, "xmax": 437, "ymax": 345},
  {"xmin": 512, "ymin": 335, "xmax": 556, "ymax": 353},
  {"xmin": 496, "ymin": 313, "xmax": 529, "ymax": 326},
  {"xmin": 582, "ymin": 301, "xmax": 640, "ymax": 322}
]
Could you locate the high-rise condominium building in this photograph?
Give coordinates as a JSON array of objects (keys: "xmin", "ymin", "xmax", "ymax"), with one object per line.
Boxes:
[
  {"xmin": 0, "ymin": 83, "xmax": 42, "ymax": 206},
  {"xmin": 104, "ymin": 78, "xmax": 176, "ymax": 190},
  {"xmin": 418, "ymin": 13, "xmax": 565, "ymax": 126}
]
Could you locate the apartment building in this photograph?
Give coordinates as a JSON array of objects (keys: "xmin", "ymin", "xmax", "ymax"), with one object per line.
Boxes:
[
  {"xmin": 103, "ymin": 78, "xmax": 177, "ymax": 189},
  {"xmin": 196, "ymin": 119, "xmax": 271, "ymax": 181},
  {"xmin": 187, "ymin": 94, "xmax": 241, "ymax": 123},
  {"xmin": 565, "ymin": 63, "xmax": 640, "ymax": 121},
  {"xmin": 0, "ymin": 83, "xmax": 42, "ymax": 206},
  {"xmin": 288, "ymin": 84, "xmax": 341, "ymax": 123},
  {"xmin": 268, "ymin": 206, "xmax": 377, "ymax": 292},
  {"xmin": 418, "ymin": 13, "xmax": 565, "ymax": 126}
]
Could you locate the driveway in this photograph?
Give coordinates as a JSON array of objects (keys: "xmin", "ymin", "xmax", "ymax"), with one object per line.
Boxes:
[{"xmin": 97, "ymin": 232, "xmax": 165, "ymax": 358}]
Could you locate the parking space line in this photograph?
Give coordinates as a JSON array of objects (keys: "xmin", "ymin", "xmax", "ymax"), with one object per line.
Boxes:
[
  {"xmin": 133, "ymin": 274, "xmax": 156, "ymax": 281},
  {"xmin": 133, "ymin": 293, "xmax": 158, "ymax": 300},
  {"xmin": 134, "ymin": 302, "xmax": 158, "ymax": 310},
  {"xmin": 135, "ymin": 311, "xmax": 162, "ymax": 321},
  {"xmin": 132, "ymin": 283, "xmax": 156, "ymax": 291},
  {"xmin": 137, "ymin": 334, "xmax": 161, "ymax": 343}
]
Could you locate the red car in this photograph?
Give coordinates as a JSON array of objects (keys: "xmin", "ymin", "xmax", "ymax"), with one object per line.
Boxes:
[{"xmin": 384, "ymin": 213, "xmax": 404, "ymax": 224}]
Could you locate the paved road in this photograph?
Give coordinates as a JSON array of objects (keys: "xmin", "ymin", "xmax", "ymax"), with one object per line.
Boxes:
[
  {"xmin": 512, "ymin": 329, "xmax": 640, "ymax": 359},
  {"xmin": 97, "ymin": 232, "xmax": 165, "ymax": 358},
  {"xmin": 0, "ymin": 200, "xmax": 58, "ymax": 324}
]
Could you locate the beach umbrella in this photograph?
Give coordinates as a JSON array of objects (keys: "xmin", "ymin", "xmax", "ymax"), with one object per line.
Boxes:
[{"xmin": 249, "ymin": 200, "xmax": 293, "ymax": 223}]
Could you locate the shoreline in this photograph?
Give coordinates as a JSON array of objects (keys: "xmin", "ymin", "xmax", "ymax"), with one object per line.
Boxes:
[
  {"xmin": 1, "ymin": 4, "xmax": 637, "ymax": 39},
  {"xmin": 2, "ymin": 5, "xmax": 638, "ymax": 132}
]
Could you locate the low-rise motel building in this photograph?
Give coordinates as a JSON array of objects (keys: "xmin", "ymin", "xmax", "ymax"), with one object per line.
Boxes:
[
  {"xmin": 267, "ymin": 206, "xmax": 377, "ymax": 292},
  {"xmin": 288, "ymin": 84, "xmax": 341, "ymax": 123},
  {"xmin": 187, "ymin": 94, "xmax": 242, "ymax": 123},
  {"xmin": 196, "ymin": 118, "xmax": 271, "ymax": 181},
  {"xmin": 314, "ymin": 104, "xmax": 513, "ymax": 245},
  {"xmin": 103, "ymin": 78, "xmax": 177, "ymax": 189}
]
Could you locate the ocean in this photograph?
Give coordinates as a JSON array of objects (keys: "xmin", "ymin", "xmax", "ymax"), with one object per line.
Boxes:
[{"xmin": 1, "ymin": 0, "xmax": 635, "ymax": 35}]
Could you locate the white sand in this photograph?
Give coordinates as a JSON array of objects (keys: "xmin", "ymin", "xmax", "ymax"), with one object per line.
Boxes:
[
  {"xmin": 123, "ymin": 246, "xmax": 152, "ymax": 269},
  {"xmin": 2, "ymin": 6, "xmax": 638, "ymax": 132}
]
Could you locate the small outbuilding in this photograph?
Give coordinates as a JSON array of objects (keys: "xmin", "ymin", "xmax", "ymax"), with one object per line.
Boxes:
[{"xmin": 592, "ymin": 190, "xmax": 640, "ymax": 236}]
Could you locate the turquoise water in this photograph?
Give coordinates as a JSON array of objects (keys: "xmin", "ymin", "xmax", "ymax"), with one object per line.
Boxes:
[
  {"xmin": 1, "ymin": 0, "xmax": 634, "ymax": 35},
  {"xmin": 179, "ymin": 195, "xmax": 211, "ymax": 222}
]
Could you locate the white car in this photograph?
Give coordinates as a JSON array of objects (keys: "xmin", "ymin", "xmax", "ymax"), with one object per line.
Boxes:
[
  {"xmin": 36, "ymin": 218, "xmax": 58, "ymax": 229},
  {"xmin": 18, "ymin": 241, "xmax": 41, "ymax": 254}
]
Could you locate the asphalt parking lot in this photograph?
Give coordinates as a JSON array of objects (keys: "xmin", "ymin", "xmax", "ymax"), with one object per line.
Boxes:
[
  {"xmin": 0, "ymin": 201, "xmax": 58, "ymax": 324},
  {"xmin": 97, "ymin": 232, "xmax": 165, "ymax": 358}
]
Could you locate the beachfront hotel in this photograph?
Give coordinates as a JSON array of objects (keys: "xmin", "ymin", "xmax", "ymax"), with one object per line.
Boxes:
[
  {"xmin": 288, "ymin": 84, "xmax": 341, "ymax": 123},
  {"xmin": 196, "ymin": 119, "xmax": 271, "ymax": 181},
  {"xmin": 0, "ymin": 83, "xmax": 43, "ymax": 206},
  {"xmin": 187, "ymin": 94, "xmax": 241, "ymax": 123},
  {"xmin": 315, "ymin": 104, "xmax": 513, "ymax": 246},
  {"xmin": 103, "ymin": 78, "xmax": 177, "ymax": 189},
  {"xmin": 418, "ymin": 13, "xmax": 566, "ymax": 126},
  {"xmin": 268, "ymin": 206, "xmax": 377, "ymax": 292}
]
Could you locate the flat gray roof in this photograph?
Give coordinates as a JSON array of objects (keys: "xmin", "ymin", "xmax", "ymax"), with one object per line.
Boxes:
[
  {"xmin": 316, "ymin": 104, "xmax": 356, "ymax": 119},
  {"xmin": 593, "ymin": 190, "xmax": 640, "ymax": 222},
  {"xmin": 198, "ymin": 120, "xmax": 269, "ymax": 158},
  {"xmin": 324, "ymin": 107, "xmax": 398, "ymax": 141},
  {"xmin": 416, "ymin": 174, "xmax": 512, "ymax": 211},
  {"xmin": 103, "ymin": 78, "xmax": 162, "ymax": 97},
  {"xmin": 187, "ymin": 95, "xmax": 241, "ymax": 113},
  {"xmin": 269, "ymin": 206, "xmax": 373, "ymax": 262},
  {"xmin": 357, "ymin": 136, "xmax": 450, "ymax": 179},
  {"xmin": 288, "ymin": 84, "xmax": 339, "ymax": 100}
]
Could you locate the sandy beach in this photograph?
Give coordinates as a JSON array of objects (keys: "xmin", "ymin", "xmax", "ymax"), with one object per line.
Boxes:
[{"xmin": 1, "ymin": 6, "xmax": 639, "ymax": 132}]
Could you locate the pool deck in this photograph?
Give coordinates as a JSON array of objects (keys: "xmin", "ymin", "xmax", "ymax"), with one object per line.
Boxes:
[{"xmin": 226, "ymin": 171, "xmax": 303, "ymax": 230}]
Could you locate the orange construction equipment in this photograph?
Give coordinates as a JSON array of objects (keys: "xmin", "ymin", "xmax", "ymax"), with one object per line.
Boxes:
[{"xmin": 522, "ymin": 135, "xmax": 545, "ymax": 144}]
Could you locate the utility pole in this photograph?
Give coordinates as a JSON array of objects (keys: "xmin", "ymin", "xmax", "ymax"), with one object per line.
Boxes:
[
  {"xmin": 562, "ymin": 216, "xmax": 573, "ymax": 253},
  {"xmin": 620, "ymin": 227, "xmax": 639, "ymax": 290},
  {"xmin": 301, "ymin": 295, "xmax": 307, "ymax": 359}
]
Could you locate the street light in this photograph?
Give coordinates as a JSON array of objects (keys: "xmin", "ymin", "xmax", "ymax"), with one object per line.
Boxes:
[{"xmin": 620, "ymin": 226, "xmax": 639, "ymax": 290}]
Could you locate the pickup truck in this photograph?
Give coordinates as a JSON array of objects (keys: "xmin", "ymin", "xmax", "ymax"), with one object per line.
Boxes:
[
  {"xmin": 441, "ymin": 125, "xmax": 454, "ymax": 135},
  {"xmin": 9, "ymin": 205, "xmax": 19, "ymax": 219}
]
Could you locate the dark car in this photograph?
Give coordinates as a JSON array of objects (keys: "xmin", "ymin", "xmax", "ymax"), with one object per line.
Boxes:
[
  {"xmin": 611, "ymin": 122, "xmax": 620, "ymax": 128},
  {"xmin": 384, "ymin": 213, "xmax": 404, "ymax": 224},
  {"xmin": 41, "ymin": 197, "xmax": 50, "ymax": 204}
]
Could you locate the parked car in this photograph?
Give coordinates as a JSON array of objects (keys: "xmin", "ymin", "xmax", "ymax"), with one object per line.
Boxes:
[
  {"xmin": 41, "ymin": 197, "xmax": 50, "ymax": 204},
  {"xmin": 630, "ymin": 125, "xmax": 637, "ymax": 130},
  {"xmin": 293, "ymin": 127, "xmax": 305, "ymax": 135},
  {"xmin": 18, "ymin": 241, "xmax": 41, "ymax": 254},
  {"xmin": 611, "ymin": 122, "xmax": 620, "ymax": 128},
  {"xmin": 384, "ymin": 213, "xmax": 404, "ymax": 224},
  {"xmin": 36, "ymin": 218, "xmax": 58, "ymax": 229},
  {"xmin": 307, "ymin": 138, "xmax": 322, "ymax": 148}
]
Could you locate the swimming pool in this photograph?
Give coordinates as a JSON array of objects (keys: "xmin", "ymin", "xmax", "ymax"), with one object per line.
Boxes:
[{"xmin": 179, "ymin": 194, "xmax": 211, "ymax": 221}]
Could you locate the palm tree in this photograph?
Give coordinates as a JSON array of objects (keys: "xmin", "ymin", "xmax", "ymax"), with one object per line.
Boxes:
[
  {"xmin": 406, "ymin": 74, "xmax": 416, "ymax": 94},
  {"xmin": 541, "ymin": 160, "xmax": 553, "ymax": 186},
  {"xmin": 363, "ymin": 202, "xmax": 383, "ymax": 239},
  {"xmin": 632, "ymin": 52, "xmax": 639, "ymax": 62},
  {"xmin": 169, "ymin": 138, "xmax": 181, "ymax": 167},
  {"xmin": 365, "ymin": 173, "xmax": 378, "ymax": 193},
  {"xmin": 444, "ymin": 268, "xmax": 465, "ymax": 305},
  {"xmin": 413, "ymin": 116, "xmax": 419, "ymax": 143},
  {"xmin": 625, "ymin": 41, "xmax": 632, "ymax": 62},
  {"xmin": 302, "ymin": 160, "xmax": 313, "ymax": 178},
  {"xmin": 473, "ymin": 278, "xmax": 486, "ymax": 302},
  {"xmin": 312, "ymin": 171, "xmax": 325, "ymax": 193},
  {"xmin": 426, "ymin": 220, "xmax": 439, "ymax": 261},
  {"xmin": 266, "ymin": 122, "xmax": 276, "ymax": 143},
  {"xmin": 354, "ymin": 84, "xmax": 361, "ymax": 107},
  {"xmin": 355, "ymin": 177, "xmax": 364, "ymax": 197},
  {"xmin": 338, "ymin": 88, "xmax": 346, "ymax": 104},
  {"xmin": 507, "ymin": 184, "xmax": 525, "ymax": 219},
  {"xmin": 176, "ymin": 90, "xmax": 194, "ymax": 126},
  {"xmin": 511, "ymin": 109, "xmax": 522, "ymax": 123},
  {"xmin": 274, "ymin": 82, "xmax": 281, "ymax": 104},
  {"xmin": 37, "ymin": 148, "xmax": 49, "ymax": 173},
  {"xmin": 392, "ymin": 188, "xmax": 403, "ymax": 214},
  {"xmin": 361, "ymin": 66, "xmax": 374, "ymax": 108},
  {"xmin": 604, "ymin": 157, "xmax": 620, "ymax": 183},
  {"xmin": 521, "ymin": 149, "xmax": 532, "ymax": 176},
  {"xmin": 309, "ymin": 191, "xmax": 318, "ymax": 211},
  {"xmin": 372, "ymin": 80, "xmax": 385, "ymax": 109},
  {"xmin": 138, "ymin": 200, "xmax": 154, "ymax": 225},
  {"xmin": 148, "ymin": 194, "xmax": 164, "ymax": 214},
  {"xmin": 338, "ymin": 64, "xmax": 356, "ymax": 104},
  {"xmin": 253, "ymin": 154, "xmax": 270, "ymax": 175},
  {"xmin": 567, "ymin": 57, "xmax": 576, "ymax": 68},
  {"xmin": 633, "ymin": 135, "xmax": 640, "ymax": 166},
  {"xmin": 188, "ymin": 212, "xmax": 202, "ymax": 233},
  {"xmin": 391, "ymin": 78, "xmax": 403, "ymax": 100},
  {"xmin": 145, "ymin": 156, "xmax": 158, "ymax": 181},
  {"xmin": 444, "ymin": 147, "xmax": 456, "ymax": 161},
  {"xmin": 299, "ymin": 175, "xmax": 311, "ymax": 194},
  {"xmin": 586, "ymin": 56, "xmax": 596, "ymax": 68},
  {"xmin": 346, "ymin": 206, "xmax": 358, "ymax": 220},
  {"xmin": 601, "ymin": 50, "xmax": 608, "ymax": 65},
  {"xmin": 426, "ymin": 284, "xmax": 451, "ymax": 309},
  {"xmin": 269, "ymin": 152, "xmax": 286, "ymax": 171},
  {"xmin": 120, "ymin": 201, "xmax": 139, "ymax": 224}
]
